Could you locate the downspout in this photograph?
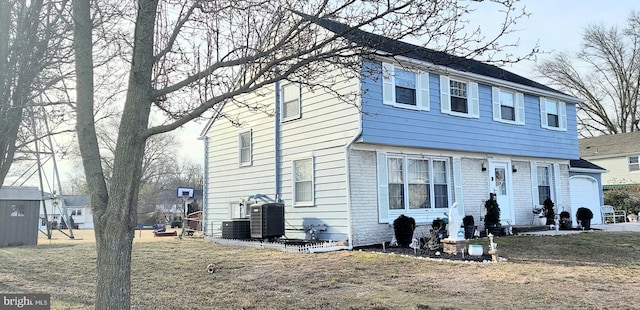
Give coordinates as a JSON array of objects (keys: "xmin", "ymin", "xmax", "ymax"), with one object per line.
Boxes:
[
  {"xmin": 344, "ymin": 86, "xmax": 364, "ymax": 250},
  {"xmin": 274, "ymin": 69, "xmax": 282, "ymax": 203},
  {"xmin": 202, "ymin": 135, "xmax": 210, "ymax": 235}
]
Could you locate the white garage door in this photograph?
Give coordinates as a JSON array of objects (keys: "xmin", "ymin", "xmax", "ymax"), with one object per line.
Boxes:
[{"xmin": 569, "ymin": 176, "xmax": 602, "ymax": 225}]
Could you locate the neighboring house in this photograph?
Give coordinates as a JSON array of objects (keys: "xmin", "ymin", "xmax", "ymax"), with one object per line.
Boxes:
[
  {"xmin": 580, "ymin": 131, "xmax": 640, "ymax": 189},
  {"xmin": 201, "ymin": 14, "xmax": 602, "ymax": 247},
  {"xmin": 155, "ymin": 189, "xmax": 203, "ymax": 223},
  {"xmin": 39, "ymin": 194, "xmax": 94, "ymax": 229}
]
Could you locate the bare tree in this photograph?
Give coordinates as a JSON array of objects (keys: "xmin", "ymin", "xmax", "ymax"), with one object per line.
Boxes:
[
  {"xmin": 0, "ymin": 0, "xmax": 74, "ymax": 185},
  {"xmin": 536, "ymin": 12, "xmax": 640, "ymax": 137},
  {"xmin": 72, "ymin": 0, "xmax": 534, "ymax": 308}
]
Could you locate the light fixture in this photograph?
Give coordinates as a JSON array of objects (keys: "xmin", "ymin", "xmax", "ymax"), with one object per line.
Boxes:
[
  {"xmin": 512, "ymin": 164, "xmax": 518, "ymax": 173},
  {"xmin": 481, "ymin": 162, "xmax": 487, "ymax": 171}
]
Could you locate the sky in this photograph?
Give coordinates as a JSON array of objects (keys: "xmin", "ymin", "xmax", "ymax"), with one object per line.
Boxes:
[{"xmin": 9, "ymin": 0, "xmax": 640, "ymax": 190}]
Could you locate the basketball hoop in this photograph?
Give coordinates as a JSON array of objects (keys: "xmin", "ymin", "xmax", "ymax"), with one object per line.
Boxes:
[{"xmin": 181, "ymin": 194, "xmax": 189, "ymax": 201}]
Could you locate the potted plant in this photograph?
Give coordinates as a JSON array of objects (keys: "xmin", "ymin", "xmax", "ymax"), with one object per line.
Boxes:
[
  {"xmin": 559, "ymin": 211, "xmax": 572, "ymax": 230},
  {"xmin": 463, "ymin": 215, "xmax": 475, "ymax": 239},
  {"xmin": 533, "ymin": 207, "xmax": 546, "ymax": 226},
  {"xmin": 576, "ymin": 207, "xmax": 593, "ymax": 230},
  {"xmin": 393, "ymin": 214, "xmax": 416, "ymax": 247},
  {"xmin": 484, "ymin": 193, "xmax": 502, "ymax": 236},
  {"xmin": 542, "ymin": 197, "xmax": 555, "ymax": 226}
]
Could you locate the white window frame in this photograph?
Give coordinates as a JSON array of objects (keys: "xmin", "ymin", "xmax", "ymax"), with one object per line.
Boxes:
[
  {"xmin": 292, "ymin": 157, "xmax": 314, "ymax": 207},
  {"xmin": 531, "ymin": 162, "xmax": 562, "ymax": 208},
  {"xmin": 492, "ymin": 87, "xmax": 525, "ymax": 125},
  {"xmin": 440, "ymin": 75, "xmax": 479, "ymax": 118},
  {"xmin": 238, "ymin": 130, "xmax": 252, "ymax": 166},
  {"xmin": 382, "ymin": 63, "xmax": 430, "ymax": 111},
  {"xmin": 280, "ymin": 83, "xmax": 301, "ymax": 121},
  {"xmin": 539, "ymin": 97, "xmax": 567, "ymax": 131},
  {"xmin": 629, "ymin": 155, "xmax": 639, "ymax": 172},
  {"xmin": 386, "ymin": 155, "xmax": 451, "ymax": 218}
]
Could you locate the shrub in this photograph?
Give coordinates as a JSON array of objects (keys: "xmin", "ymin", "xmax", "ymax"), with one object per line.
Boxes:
[
  {"xmin": 463, "ymin": 215, "xmax": 475, "ymax": 226},
  {"xmin": 484, "ymin": 194, "xmax": 500, "ymax": 226},
  {"xmin": 604, "ymin": 190, "xmax": 640, "ymax": 214},
  {"xmin": 576, "ymin": 207, "xmax": 593, "ymax": 221},
  {"xmin": 543, "ymin": 197, "xmax": 555, "ymax": 225},
  {"xmin": 392, "ymin": 214, "xmax": 416, "ymax": 247}
]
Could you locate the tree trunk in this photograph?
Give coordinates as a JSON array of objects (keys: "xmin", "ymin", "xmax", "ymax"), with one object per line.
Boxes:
[{"xmin": 73, "ymin": 0, "xmax": 158, "ymax": 308}]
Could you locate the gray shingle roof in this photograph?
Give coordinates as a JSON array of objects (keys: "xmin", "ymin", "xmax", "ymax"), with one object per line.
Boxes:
[
  {"xmin": 579, "ymin": 131, "xmax": 640, "ymax": 158},
  {"xmin": 296, "ymin": 11, "xmax": 571, "ymax": 97},
  {"xmin": 569, "ymin": 158, "xmax": 606, "ymax": 171}
]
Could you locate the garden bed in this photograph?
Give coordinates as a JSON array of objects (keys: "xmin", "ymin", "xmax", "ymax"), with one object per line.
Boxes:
[{"xmin": 355, "ymin": 241, "xmax": 498, "ymax": 263}]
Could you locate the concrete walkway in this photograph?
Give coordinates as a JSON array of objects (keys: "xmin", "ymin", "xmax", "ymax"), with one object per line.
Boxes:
[{"xmin": 520, "ymin": 222, "xmax": 640, "ymax": 235}]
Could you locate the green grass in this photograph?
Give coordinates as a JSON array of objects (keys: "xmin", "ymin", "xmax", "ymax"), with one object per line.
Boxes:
[{"xmin": 1, "ymin": 231, "xmax": 640, "ymax": 309}]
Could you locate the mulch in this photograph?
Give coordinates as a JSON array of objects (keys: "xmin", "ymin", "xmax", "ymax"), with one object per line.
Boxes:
[{"xmin": 354, "ymin": 242, "xmax": 497, "ymax": 263}]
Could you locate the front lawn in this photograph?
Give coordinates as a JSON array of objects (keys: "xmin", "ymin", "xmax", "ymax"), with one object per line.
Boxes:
[{"xmin": 1, "ymin": 230, "xmax": 639, "ymax": 309}]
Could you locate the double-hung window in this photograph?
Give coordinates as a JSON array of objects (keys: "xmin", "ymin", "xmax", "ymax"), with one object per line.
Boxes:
[
  {"xmin": 440, "ymin": 76, "xmax": 479, "ymax": 118},
  {"xmin": 293, "ymin": 158, "xmax": 314, "ymax": 206},
  {"xmin": 492, "ymin": 87, "xmax": 525, "ymax": 124},
  {"xmin": 450, "ymin": 80, "xmax": 468, "ymax": 113},
  {"xmin": 385, "ymin": 156, "xmax": 450, "ymax": 213},
  {"xmin": 540, "ymin": 98, "xmax": 567, "ymax": 130},
  {"xmin": 382, "ymin": 63, "xmax": 429, "ymax": 110},
  {"xmin": 536, "ymin": 165, "xmax": 552, "ymax": 205},
  {"xmin": 281, "ymin": 83, "xmax": 301, "ymax": 121},
  {"xmin": 239, "ymin": 130, "xmax": 252, "ymax": 166},
  {"xmin": 629, "ymin": 156, "xmax": 639, "ymax": 172}
]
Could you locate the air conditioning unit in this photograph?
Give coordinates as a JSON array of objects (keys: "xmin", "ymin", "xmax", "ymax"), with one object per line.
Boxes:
[
  {"xmin": 221, "ymin": 219, "xmax": 251, "ymax": 239},
  {"xmin": 250, "ymin": 202, "xmax": 284, "ymax": 239}
]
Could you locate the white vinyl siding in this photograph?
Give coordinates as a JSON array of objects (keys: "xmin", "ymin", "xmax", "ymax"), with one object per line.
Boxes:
[
  {"xmin": 382, "ymin": 63, "xmax": 429, "ymax": 110},
  {"xmin": 492, "ymin": 87, "xmax": 525, "ymax": 125},
  {"xmin": 440, "ymin": 76, "xmax": 479, "ymax": 118},
  {"xmin": 539, "ymin": 97, "xmax": 567, "ymax": 131}
]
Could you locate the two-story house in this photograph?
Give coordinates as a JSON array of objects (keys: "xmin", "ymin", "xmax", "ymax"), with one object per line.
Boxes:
[
  {"xmin": 201, "ymin": 14, "xmax": 602, "ymax": 247},
  {"xmin": 580, "ymin": 131, "xmax": 640, "ymax": 189}
]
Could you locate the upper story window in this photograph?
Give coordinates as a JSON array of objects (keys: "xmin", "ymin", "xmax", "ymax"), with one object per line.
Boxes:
[
  {"xmin": 540, "ymin": 98, "xmax": 567, "ymax": 131},
  {"xmin": 450, "ymin": 80, "xmax": 468, "ymax": 113},
  {"xmin": 293, "ymin": 158, "xmax": 314, "ymax": 206},
  {"xmin": 238, "ymin": 130, "xmax": 252, "ymax": 166},
  {"xmin": 71, "ymin": 209, "xmax": 82, "ymax": 216},
  {"xmin": 440, "ymin": 75, "xmax": 479, "ymax": 118},
  {"xmin": 492, "ymin": 87, "xmax": 525, "ymax": 124},
  {"xmin": 629, "ymin": 156, "xmax": 639, "ymax": 172},
  {"xmin": 281, "ymin": 83, "xmax": 301, "ymax": 121},
  {"xmin": 382, "ymin": 63, "xmax": 429, "ymax": 110}
]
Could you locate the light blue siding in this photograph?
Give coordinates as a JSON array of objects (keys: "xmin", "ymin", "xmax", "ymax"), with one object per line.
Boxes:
[{"xmin": 360, "ymin": 60, "xmax": 579, "ymax": 159}]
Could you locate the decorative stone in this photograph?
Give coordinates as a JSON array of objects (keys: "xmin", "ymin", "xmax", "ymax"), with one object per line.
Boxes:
[{"xmin": 442, "ymin": 238, "xmax": 469, "ymax": 255}]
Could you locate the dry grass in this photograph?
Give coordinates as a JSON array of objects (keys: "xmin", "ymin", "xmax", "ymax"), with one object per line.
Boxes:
[{"xmin": 1, "ymin": 230, "xmax": 639, "ymax": 309}]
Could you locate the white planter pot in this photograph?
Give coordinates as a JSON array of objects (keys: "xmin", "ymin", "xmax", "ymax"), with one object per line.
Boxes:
[{"xmin": 538, "ymin": 217, "xmax": 547, "ymax": 226}]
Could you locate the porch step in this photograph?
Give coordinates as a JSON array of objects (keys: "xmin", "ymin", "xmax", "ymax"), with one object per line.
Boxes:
[{"xmin": 512, "ymin": 225, "xmax": 551, "ymax": 235}]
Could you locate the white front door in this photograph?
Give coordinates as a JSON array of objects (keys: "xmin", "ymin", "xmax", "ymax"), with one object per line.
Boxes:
[{"xmin": 489, "ymin": 161, "xmax": 514, "ymax": 225}]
